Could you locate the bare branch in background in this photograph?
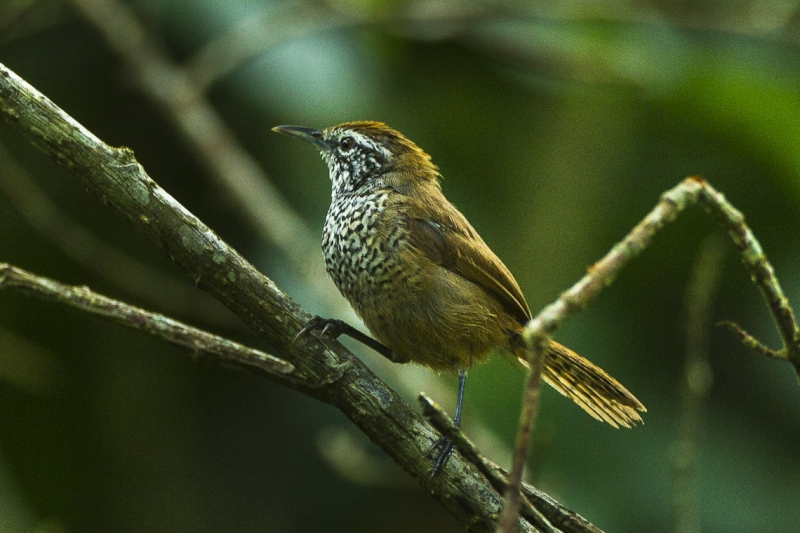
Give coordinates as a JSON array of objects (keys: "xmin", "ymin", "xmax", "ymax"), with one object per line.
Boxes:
[
  {"xmin": 186, "ymin": 2, "xmax": 354, "ymax": 92},
  {"xmin": 0, "ymin": 0, "xmax": 68, "ymax": 46},
  {"xmin": 187, "ymin": 1, "xmax": 800, "ymax": 96},
  {"xmin": 186, "ymin": 1, "xmax": 490, "ymax": 90},
  {"xmin": 0, "ymin": 141, "xmax": 236, "ymax": 325},
  {"xmin": 672, "ymin": 234, "xmax": 725, "ymax": 533}
]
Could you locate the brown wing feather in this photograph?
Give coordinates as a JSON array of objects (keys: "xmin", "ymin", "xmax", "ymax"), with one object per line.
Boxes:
[{"xmin": 405, "ymin": 200, "xmax": 532, "ymax": 325}]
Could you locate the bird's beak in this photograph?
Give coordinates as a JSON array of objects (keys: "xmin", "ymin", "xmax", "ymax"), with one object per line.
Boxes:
[{"xmin": 272, "ymin": 125, "xmax": 331, "ymax": 151}]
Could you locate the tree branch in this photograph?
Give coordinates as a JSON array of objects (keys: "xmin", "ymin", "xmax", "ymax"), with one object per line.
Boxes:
[
  {"xmin": 0, "ymin": 263, "xmax": 295, "ymax": 378},
  {"xmin": 0, "ymin": 61, "xmax": 544, "ymax": 532},
  {"xmin": 421, "ymin": 393, "xmax": 599, "ymax": 533}
]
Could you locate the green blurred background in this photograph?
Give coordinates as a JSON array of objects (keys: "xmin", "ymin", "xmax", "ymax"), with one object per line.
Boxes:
[{"xmin": 1, "ymin": 1, "xmax": 799, "ymax": 531}]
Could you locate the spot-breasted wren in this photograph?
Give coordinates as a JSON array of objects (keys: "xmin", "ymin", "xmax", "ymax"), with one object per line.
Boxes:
[{"xmin": 273, "ymin": 121, "xmax": 645, "ymax": 473}]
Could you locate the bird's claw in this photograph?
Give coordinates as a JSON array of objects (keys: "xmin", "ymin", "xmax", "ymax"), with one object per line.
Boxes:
[
  {"xmin": 320, "ymin": 322, "xmax": 334, "ymax": 338},
  {"xmin": 293, "ymin": 316, "xmax": 345, "ymax": 344},
  {"xmin": 292, "ymin": 318, "xmax": 318, "ymax": 344},
  {"xmin": 427, "ymin": 435, "xmax": 455, "ymax": 478}
]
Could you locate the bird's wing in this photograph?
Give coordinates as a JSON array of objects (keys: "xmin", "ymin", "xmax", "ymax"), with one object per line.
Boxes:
[{"xmin": 404, "ymin": 199, "xmax": 532, "ymax": 324}]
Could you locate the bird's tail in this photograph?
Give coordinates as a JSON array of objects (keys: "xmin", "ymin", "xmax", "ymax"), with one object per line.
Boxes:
[{"xmin": 528, "ymin": 341, "xmax": 646, "ymax": 428}]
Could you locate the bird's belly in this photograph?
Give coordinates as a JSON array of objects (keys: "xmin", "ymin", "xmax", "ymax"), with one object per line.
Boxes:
[{"xmin": 351, "ymin": 261, "xmax": 514, "ymax": 371}]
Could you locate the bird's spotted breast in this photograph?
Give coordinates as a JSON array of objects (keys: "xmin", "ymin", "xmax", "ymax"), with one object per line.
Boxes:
[{"xmin": 322, "ymin": 189, "xmax": 407, "ymax": 307}]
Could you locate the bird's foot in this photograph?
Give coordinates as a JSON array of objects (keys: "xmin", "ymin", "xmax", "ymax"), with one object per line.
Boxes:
[
  {"xmin": 293, "ymin": 316, "xmax": 396, "ymax": 362},
  {"xmin": 427, "ymin": 435, "xmax": 456, "ymax": 478},
  {"xmin": 293, "ymin": 316, "xmax": 347, "ymax": 344}
]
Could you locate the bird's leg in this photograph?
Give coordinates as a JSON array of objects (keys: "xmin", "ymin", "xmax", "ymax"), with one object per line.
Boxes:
[
  {"xmin": 294, "ymin": 316, "xmax": 398, "ymax": 362},
  {"xmin": 429, "ymin": 370, "xmax": 467, "ymax": 477}
]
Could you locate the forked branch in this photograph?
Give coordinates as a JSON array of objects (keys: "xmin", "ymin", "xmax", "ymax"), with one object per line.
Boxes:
[{"xmin": 499, "ymin": 177, "xmax": 800, "ymax": 531}]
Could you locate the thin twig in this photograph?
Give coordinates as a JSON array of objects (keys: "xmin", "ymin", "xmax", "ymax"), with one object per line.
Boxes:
[
  {"xmin": 717, "ymin": 321, "xmax": 783, "ymax": 360},
  {"xmin": 497, "ymin": 335, "xmax": 548, "ymax": 532},
  {"xmin": 672, "ymin": 234, "xmax": 724, "ymax": 533},
  {"xmin": 698, "ymin": 186, "xmax": 800, "ymax": 361},
  {"xmin": 0, "ymin": 263, "xmax": 295, "ymax": 377},
  {"xmin": 500, "ymin": 176, "xmax": 800, "ymax": 528}
]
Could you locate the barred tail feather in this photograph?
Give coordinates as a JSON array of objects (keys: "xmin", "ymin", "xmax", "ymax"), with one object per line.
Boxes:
[{"xmin": 538, "ymin": 341, "xmax": 645, "ymax": 428}]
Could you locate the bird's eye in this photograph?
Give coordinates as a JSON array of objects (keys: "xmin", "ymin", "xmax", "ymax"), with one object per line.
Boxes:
[{"xmin": 340, "ymin": 137, "xmax": 354, "ymax": 151}]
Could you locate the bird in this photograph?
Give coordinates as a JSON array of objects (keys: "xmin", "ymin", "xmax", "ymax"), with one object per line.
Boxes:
[{"xmin": 273, "ymin": 121, "xmax": 645, "ymax": 474}]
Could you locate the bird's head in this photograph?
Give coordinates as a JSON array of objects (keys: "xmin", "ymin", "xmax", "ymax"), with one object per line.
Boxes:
[{"xmin": 273, "ymin": 121, "xmax": 439, "ymax": 197}]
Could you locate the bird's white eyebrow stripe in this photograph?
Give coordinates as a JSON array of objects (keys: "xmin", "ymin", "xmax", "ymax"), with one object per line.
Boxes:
[{"xmin": 338, "ymin": 130, "xmax": 392, "ymax": 160}]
